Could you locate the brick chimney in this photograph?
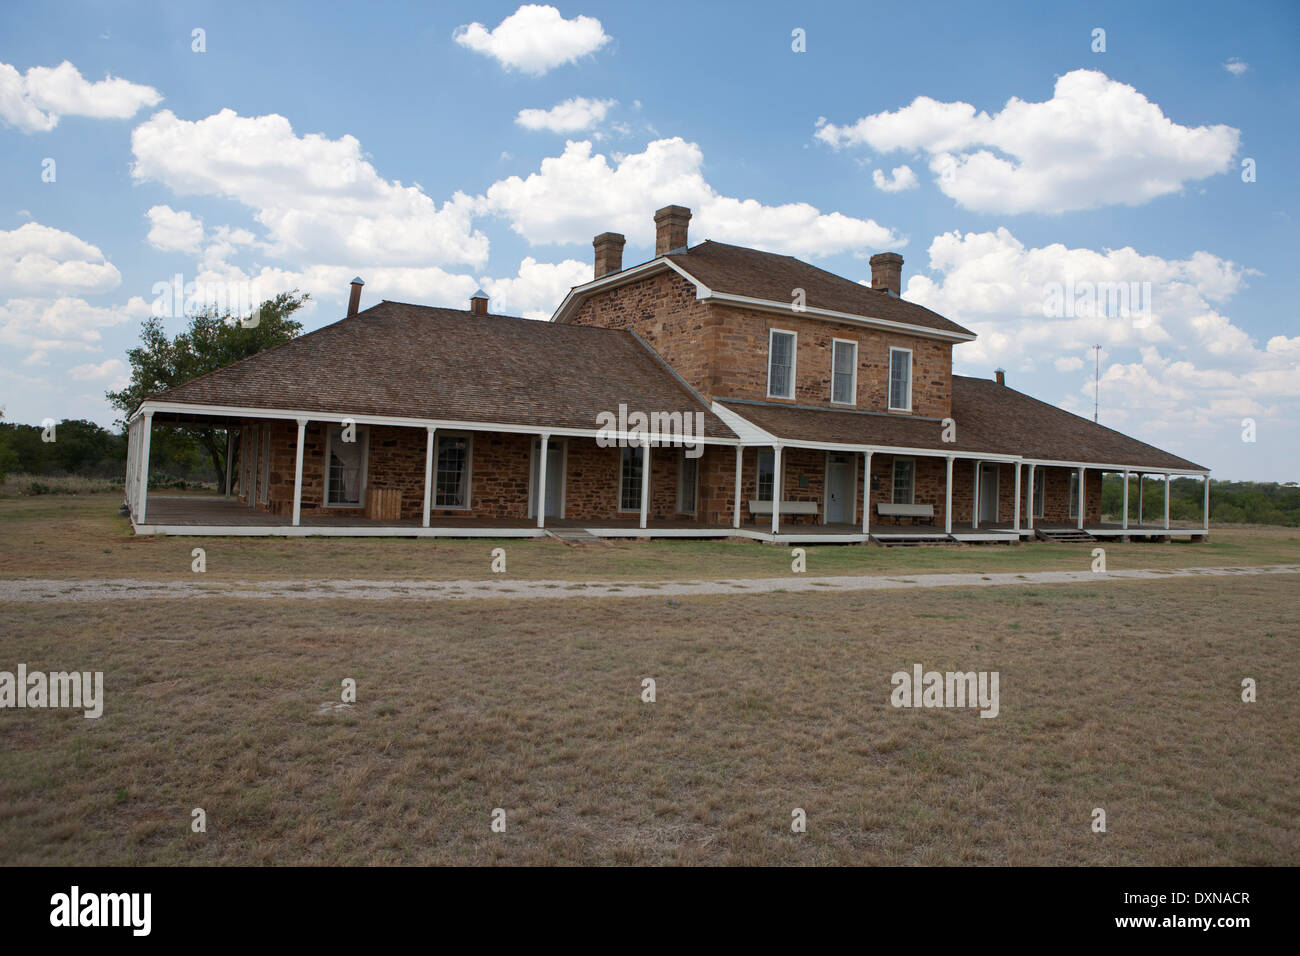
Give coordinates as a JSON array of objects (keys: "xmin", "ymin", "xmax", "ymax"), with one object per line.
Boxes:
[
  {"xmin": 347, "ymin": 276, "xmax": 364, "ymax": 317},
  {"xmin": 869, "ymin": 253, "xmax": 903, "ymax": 296},
  {"xmin": 995, "ymin": 368, "xmax": 1006, "ymax": 386},
  {"xmin": 593, "ymin": 232, "xmax": 626, "ymax": 278},
  {"xmin": 654, "ymin": 205, "xmax": 691, "ymax": 256},
  {"xmin": 470, "ymin": 289, "xmax": 489, "ymax": 315}
]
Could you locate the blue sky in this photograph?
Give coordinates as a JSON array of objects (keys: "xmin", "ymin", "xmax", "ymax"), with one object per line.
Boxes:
[{"xmin": 2, "ymin": 0, "xmax": 1297, "ymax": 479}]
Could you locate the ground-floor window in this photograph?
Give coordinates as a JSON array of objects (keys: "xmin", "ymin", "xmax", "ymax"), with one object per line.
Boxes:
[
  {"xmin": 1068, "ymin": 470, "xmax": 1079, "ymax": 519},
  {"xmin": 1033, "ymin": 469, "xmax": 1045, "ymax": 518},
  {"xmin": 619, "ymin": 446, "xmax": 644, "ymax": 512},
  {"xmin": 892, "ymin": 458, "xmax": 914, "ymax": 504},
  {"xmin": 326, "ymin": 424, "xmax": 368, "ymax": 506},
  {"xmin": 757, "ymin": 449, "xmax": 775, "ymax": 501},
  {"xmin": 677, "ymin": 452, "xmax": 698, "ymax": 514},
  {"xmin": 435, "ymin": 433, "xmax": 471, "ymax": 509}
]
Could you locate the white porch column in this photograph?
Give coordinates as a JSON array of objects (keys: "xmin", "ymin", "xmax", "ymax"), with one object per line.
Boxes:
[
  {"xmin": 422, "ymin": 426, "xmax": 436, "ymax": 528},
  {"xmin": 291, "ymin": 418, "xmax": 308, "ymax": 527},
  {"xmin": 1203, "ymin": 474, "xmax": 1211, "ymax": 532},
  {"xmin": 224, "ymin": 429, "xmax": 234, "ymax": 499},
  {"xmin": 1138, "ymin": 474, "xmax": 1144, "ymax": 526},
  {"xmin": 536, "ymin": 433, "xmax": 550, "ymax": 529},
  {"xmin": 1077, "ymin": 466, "xmax": 1085, "ymax": 530},
  {"xmin": 972, "ymin": 460, "xmax": 981, "ymax": 530},
  {"xmin": 1122, "ymin": 470, "xmax": 1130, "ymax": 530},
  {"xmin": 638, "ymin": 442, "xmax": 651, "ymax": 530},
  {"xmin": 1026, "ymin": 464, "xmax": 1036, "ymax": 531},
  {"xmin": 1164, "ymin": 476, "xmax": 1175, "ymax": 535},
  {"xmin": 862, "ymin": 451, "xmax": 873, "ymax": 535},
  {"xmin": 136, "ymin": 410, "xmax": 154, "ymax": 523},
  {"xmin": 733, "ymin": 445, "xmax": 744, "ymax": 529},
  {"xmin": 770, "ymin": 444, "xmax": 783, "ymax": 536},
  {"xmin": 944, "ymin": 456, "xmax": 954, "ymax": 535},
  {"xmin": 1012, "ymin": 461, "xmax": 1022, "ymax": 533}
]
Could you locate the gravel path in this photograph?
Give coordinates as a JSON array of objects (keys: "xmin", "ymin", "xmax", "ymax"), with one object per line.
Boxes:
[{"xmin": 1, "ymin": 564, "xmax": 1297, "ymax": 603}]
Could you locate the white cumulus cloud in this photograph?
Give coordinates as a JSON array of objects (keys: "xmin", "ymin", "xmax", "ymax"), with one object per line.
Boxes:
[
  {"xmin": 0, "ymin": 59, "xmax": 161, "ymax": 132},
  {"xmin": 454, "ymin": 5, "xmax": 610, "ymax": 76},
  {"xmin": 516, "ymin": 97, "xmax": 615, "ymax": 133},
  {"xmin": 0, "ymin": 222, "xmax": 121, "ymax": 296},
  {"xmin": 872, "ymin": 165, "xmax": 919, "ymax": 193},
  {"xmin": 146, "ymin": 205, "xmax": 204, "ymax": 254},
  {"xmin": 1223, "ymin": 58, "xmax": 1249, "ymax": 77},
  {"xmin": 816, "ymin": 70, "xmax": 1239, "ymax": 214}
]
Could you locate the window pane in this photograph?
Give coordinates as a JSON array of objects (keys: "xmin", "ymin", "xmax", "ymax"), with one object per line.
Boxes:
[
  {"xmin": 889, "ymin": 351, "xmax": 911, "ymax": 409},
  {"xmin": 678, "ymin": 455, "xmax": 698, "ymax": 514},
  {"xmin": 832, "ymin": 341, "xmax": 855, "ymax": 403},
  {"xmin": 620, "ymin": 446, "xmax": 644, "ymax": 511},
  {"xmin": 328, "ymin": 427, "xmax": 364, "ymax": 505},
  {"xmin": 769, "ymin": 332, "xmax": 794, "ymax": 397},
  {"xmin": 1033, "ymin": 471, "xmax": 1044, "ymax": 517},
  {"xmin": 757, "ymin": 449, "xmax": 774, "ymax": 501},
  {"xmin": 892, "ymin": 460, "xmax": 914, "ymax": 504},
  {"xmin": 435, "ymin": 436, "xmax": 468, "ymax": 507},
  {"xmin": 1068, "ymin": 473, "xmax": 1079, "ymax": 517}
]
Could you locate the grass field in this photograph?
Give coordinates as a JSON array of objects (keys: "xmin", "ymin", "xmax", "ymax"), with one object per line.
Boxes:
[
  {"xmin": 0, "ymin": 575, "xmax": 1296, "ymax": 865},
  {"xmin": 1, "ymin": 495, "xmax": 1296, "ymax": 866},
  {"xmin": 2, "ymin": 494, "xmax": 1299, "ymax": 582}
]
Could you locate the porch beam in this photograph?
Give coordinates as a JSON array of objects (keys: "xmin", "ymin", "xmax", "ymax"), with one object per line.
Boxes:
[
  {"xmin": 1077, "ymin": 466, "xmax": 1085, "ymax": 530},
  {"xmin": 944, "ymin": 456, "xmax": 954, "ymax": 535},
  {"xmin": 733, "ymin": 445, "xmax": 743, "ymax": 529},
  {"xmin": 862, "ymin": 451, "xmax": 873, "ymax": 535},
  {"xmin": 536, "ymin": 433, "xmax": 550, "ymax": 529},
  {"xmin": 771, "ymin": 444, "xmax": 783, "ymax": 536},
  {"xmin": 1122, "ymin": 469, "xmax": 1130, "ymax": 530},
  {"xmin": 291, "ymin": 418, "xmax": 307, "ymax": 527},
  {"xmin": 224, "ymin": 429, "xmax": 234, "ymax": 499},
  {"xmin": 1163, "ymin": 473, "xmax": 1171, "ymax": 531},
  {"xmin": 639, "ymin": 443, "xmax": 650, "ymax": 530},
  {"xmin": 136, "ymin": 410, "xmax": 154, "ymax": 523},
  {"xmin": 1012, "ymin": 461, "xmax": 1021, "ymax": 533},
  {"xmin": 422, "ymin": 426, "xmax": 436, "ymax": 528}
]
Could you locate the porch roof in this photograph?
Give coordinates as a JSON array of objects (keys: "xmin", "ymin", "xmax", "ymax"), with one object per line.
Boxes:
[
  {"xmin": 719, "ymin": 375, "xmax": 1206, "ymax": 472},
  {"xmin": 141, "ymin": 300, "xmax": 737, "ymax": 440}
]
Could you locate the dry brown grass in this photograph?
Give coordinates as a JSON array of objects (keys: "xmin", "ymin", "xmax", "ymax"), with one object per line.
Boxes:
[
  {"xmin": 1, "ymin": 575, "xmax": 1295, "ymax": 865},
  {"xmin": 2, "ymin": 495, "xmax": 1299, "ymax": 583}
]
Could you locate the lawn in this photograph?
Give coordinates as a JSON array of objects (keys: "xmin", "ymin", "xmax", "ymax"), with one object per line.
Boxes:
[
  {"xmin": 2, "ymin": 494, "xmax": 1299, "ymax": 582},
  {"xmin": 0, "ymin": 575, "xmax": 1296, "ymax": 865}
]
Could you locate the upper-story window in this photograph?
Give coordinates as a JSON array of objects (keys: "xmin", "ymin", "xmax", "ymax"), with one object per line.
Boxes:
[
  {"xmin": 888, "ymin": 347, "xmax": 912, "ymax": 412},
  {"xmin": 831, "ymin": 338, "xmax": 857, "ymax": 405},
  {"xmin": 767, "ymin": 329, "xmax": 796, "ymax": 400}
]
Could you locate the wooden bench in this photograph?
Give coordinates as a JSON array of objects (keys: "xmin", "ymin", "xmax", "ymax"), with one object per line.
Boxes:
[
  {"xmin": 877, "ymin": 502, "xmax": 935, "ymax": 526},
  {"xmin": 748, "ymin": 500, "xmax": 819, "ymax": 518}
]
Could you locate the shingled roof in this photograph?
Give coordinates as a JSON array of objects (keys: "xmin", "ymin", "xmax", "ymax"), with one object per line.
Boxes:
[
  {"xmin": 664, "ymin": 241, "xmax": 974, "ymax": 338},
  {"xmin": 719, "ymin": 375, "xmax": 1205, "ymax": 471},
  {"xmin": 146, "ymin": 301, "xmax": 737, "ymax": 439}
]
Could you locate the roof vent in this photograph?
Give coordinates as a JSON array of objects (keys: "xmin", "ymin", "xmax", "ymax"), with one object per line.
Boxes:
[
  {"xmin": 470, "ymin": 289, "xmax": 489, "ymax": 315},
  {"xmin": 994, "ymin": 368, "xmax": 1006, "ymax": 386}
]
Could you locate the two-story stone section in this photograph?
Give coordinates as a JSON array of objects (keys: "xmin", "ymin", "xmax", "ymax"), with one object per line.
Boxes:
[{"xmin": 122, "ymin": 205, "xmax": 1211, "ymax": 544}]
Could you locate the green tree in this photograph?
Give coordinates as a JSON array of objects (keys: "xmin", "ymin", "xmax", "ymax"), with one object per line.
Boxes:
[{"xmin": 107, "ymin": 291, "xmax": 308, "ymax": 492}]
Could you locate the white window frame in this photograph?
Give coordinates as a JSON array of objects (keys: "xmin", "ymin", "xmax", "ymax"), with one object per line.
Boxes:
[
  {"xmin": 1068, "ymin": 470, "xmax": 1079, "ymax": 519},
  {"xmin": 433, "ymin": 431, "xmax": 473, "ymax": 511},
  {"xmin": 767, "ymin": 328, "xmax": 797, "ymax": 400},
  {"xmin": 324, "ymin": 424, "xmax": 369, "ymax": 508},
  {"xmin": 756, "ymin": 448, "xmax": 776, "ymax": 502},
  {"xmin": 618, "ymin": 445, "xmax": 646, "ymax": 514},
  {"xmin": 677, "ymin": 450, "xmax": 699, "ymax": 516},
  {"xmin": 888, "ymin": 347, "xmax": 913, "ymax": 412},
  {"xmin": 1033, "ymin": 469, "xmax": 1045, "ymax": 519},
  {"xmin": 891, "ymin": 457, "xmax": 915, "ymax": 505},
  {"xmin": 830, "ymin": 338, "xmax": 858, "ymax": 406}
]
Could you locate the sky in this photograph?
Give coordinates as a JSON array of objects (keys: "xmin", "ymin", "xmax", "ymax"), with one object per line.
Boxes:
[{"xmin": 1, "ymin": 0, "xmax": 1297, "ymax": 480}]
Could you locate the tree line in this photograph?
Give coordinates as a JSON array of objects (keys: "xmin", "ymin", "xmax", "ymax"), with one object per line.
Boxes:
[{"xmin": 1100, "ymin": 474, "xmax": 1300, "ymax": 526}]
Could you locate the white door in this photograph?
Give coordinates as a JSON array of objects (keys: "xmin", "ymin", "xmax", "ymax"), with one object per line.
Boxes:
[
  {"xmin": 529, "ymin": 439, "xmax": 564, "ymax": 518},
  {"xmin": 979, "ymin": 464, "xmax": 999, "ymax": 523},
  {"xmin": 826, "ymin": 455, "xmax": 852, "ymax": 524}
]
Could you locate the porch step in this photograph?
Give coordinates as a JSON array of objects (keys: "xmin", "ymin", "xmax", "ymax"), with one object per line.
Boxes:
[
  {"xmin": 869, "ymin": 534, "xmax": 959, "ymax": 547},
  {"xmin": 1034, "ymin": 528, "xmax": 1096, "ymax": 543},
  {"xmin": 544, "ymin": 527, "xmax": 611, "ymax": 547}
]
